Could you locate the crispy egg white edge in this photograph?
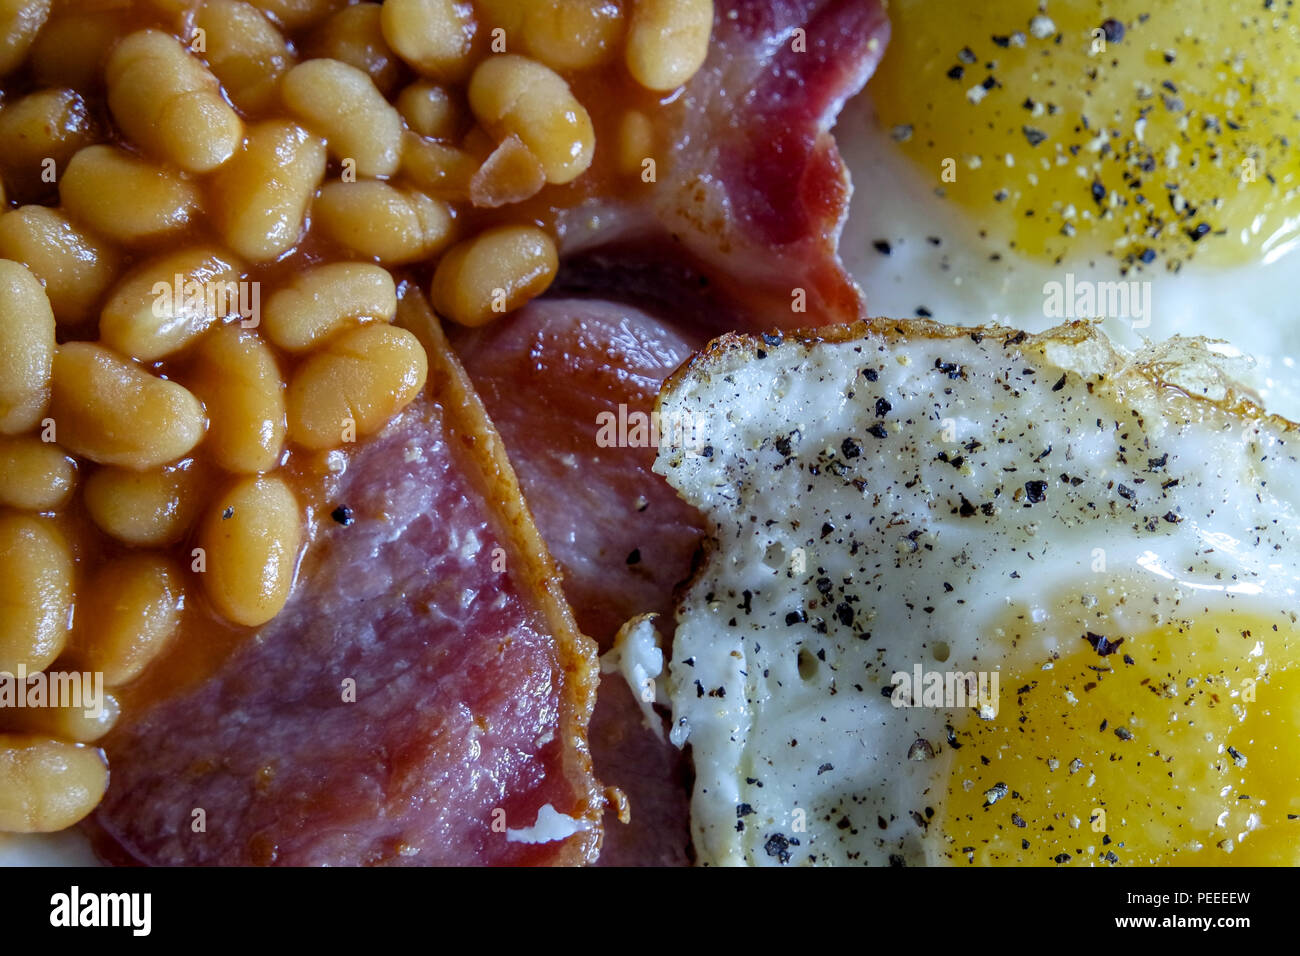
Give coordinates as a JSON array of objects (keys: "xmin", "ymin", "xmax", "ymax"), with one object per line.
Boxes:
[{"xmin": 653, "ymin": 318, "xmax": 1300, "ymax": 866}]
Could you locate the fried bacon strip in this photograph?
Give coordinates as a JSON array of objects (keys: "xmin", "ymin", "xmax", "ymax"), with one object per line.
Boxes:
[{"xmin": 93, "ymin": 288, "xmax": 602, "ymax": 866}]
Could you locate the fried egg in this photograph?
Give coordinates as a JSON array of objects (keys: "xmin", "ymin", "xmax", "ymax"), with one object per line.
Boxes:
[
  {"xmin": 654, "ymin": 320, "xmax": 1300, "ymax": 866},
  {"xmin": 838, "ymin": 0, "xmax": 1300, "ymax": 417}
]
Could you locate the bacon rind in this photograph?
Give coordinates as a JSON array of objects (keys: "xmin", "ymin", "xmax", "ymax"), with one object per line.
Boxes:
[
  {"xmin": 397, "ymin": 287, "xmax": 605, "ymax": 866},
  {"xmin": 453, "ymin": 299, "xmax": 705, "ymax": 866}
]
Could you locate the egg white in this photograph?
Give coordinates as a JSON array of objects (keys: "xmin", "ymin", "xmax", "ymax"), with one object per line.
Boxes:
[
  {"xmin": 837, "ymin": 92, "xmax": 1300, "ymax": 420},
  {"xmin": 656, "ymin": 319, "xmax": 1299, "ymax": 865}
]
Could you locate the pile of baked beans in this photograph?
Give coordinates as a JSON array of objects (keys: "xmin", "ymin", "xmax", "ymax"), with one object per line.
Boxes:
[{"xmin": 0, "ymin": 0, "xmax": 712, "ymax": 835}]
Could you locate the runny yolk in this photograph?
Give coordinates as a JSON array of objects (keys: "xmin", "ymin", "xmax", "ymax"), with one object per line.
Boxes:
[
  {"xmin": 938, "ymin": 612, "xmax": 1300, "ymax": 865},
  {"xmin": 871, "ymin": 0, "xmax": 1300, "ymax": 273}
]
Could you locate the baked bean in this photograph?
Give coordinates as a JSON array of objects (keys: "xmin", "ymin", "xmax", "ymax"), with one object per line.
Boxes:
[
  {"xmin": 618, "ymin": 108, "xmax": 654, "ymax": 177},
  {"xmin": 106, "ymin": 29, "xmax": 243, "ymax": 173},
  {"xmin": 0, "ymin": 88, "xmax": 96, "ymax": 199},
  {"xmin": 264, "ymin": 262, "xmax": 396, "ymax": 352},
  {"xmin": 281, "ymin": 58, "xmax": 402, "ymax": 178},
  {"xmin": 70, "ymin": 554, "xmax": 182, "ymax": 686},
  {"xmin": 626, "ymin": 0, "xmax": 713, "ymax": 92},
  {"xmin": 100, "ymin": 246, "xmax": 245, "ymax": 362},
  {"xmin": 313, "ymin": 181, "xmax": 454, "ymax": 264},
  {"xmin": 0, "ymin": 0, "xmax": 49, "ymax": 77},
  {"xmin": 0, "ymin": 735, "xmax": 107, "ymax": 833},
  {"xmin": 195, "ymin": 0, "xmax": 294, "ymax": 115},
  {"xmin": 0, "ymin": 693, "xmax": 119, "ymax": 744},
  {"xmin": 29, "ymin": 9, "xmax": 121, "ymax": 90},
  {"xmin": 0, "ymin": 206, "xmax": 120, "ymax": 326},
  {"xmin": 249, "ymin": 0, "xmax": 346, "ymax": 31},
  {"xmin": 0, "ymin": 512, "xmax": 72, "ymax": 674},
  {"xmin": 396, "ymin": 81, "xmax": 463, "ymax": 140},
  {"xmin": 307, "ymin": 2, "xmax": 400, "ymax": 96},
  {"xmin": 0, "ymin": 435, "xmax": 75, "ymax": 511},
  {"xmin": 287, "ymin": 324, "xmax": 427, "ymax": 449},
  {"xmin": 430, "ymin": 225, "xmax": 557, "ymax": 326},
  {"xmin": 401, "ymin": 132, "xmax": 477, "ymax": 201},
  {"xmin": 0, "ymin": 258, "xmax": 54, "ymax": 435},
  {"xmin": 60, "ymin": 145, "xmax": 200, "ymax": 244},
  {"xmin": 523, "ymin": 0, "xmax": 625, "ymax": 72},
  {"xmin": 49, "ymin": 343, "xmax": 205, "ymax": 470},
  {"xmin": 83, "ymin": 459, "xmax": 205, "ymax": 547},
  {"xmin": 468, "ymin": 55, "xmax": 595, "ymax": 185},
  {"xmin": 211, "ymin": 121, "xmax": 325, "ymax": 262},
  {"xmin": 198, "ymin": 474, "xmax": 301, "ymax": 627},
  {"xmin": 187, "ymin": 326, "xmax": 285, "ymax": 473},
  {"xmin": 469, "ymin": 134, "xmax": 546, "ymax": 207},
  {"xmin": 380, "ymin": 0, "xmax": 476, "ymax": 82}
]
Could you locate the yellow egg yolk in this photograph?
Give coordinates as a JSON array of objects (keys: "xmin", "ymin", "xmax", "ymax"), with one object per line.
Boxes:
[
  {"xmin": 937, "ymin": 608, "xmax": 1299, "ymax": 865},
  {"xmin": 872, "ymin": 0, "xmax": 1300, "ymax": 273}
]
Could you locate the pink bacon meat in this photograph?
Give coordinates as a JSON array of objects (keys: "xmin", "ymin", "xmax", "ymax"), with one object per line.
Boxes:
[{"xmin": 93, "ymin": 294, "xmax": 603, "ymax": 866}]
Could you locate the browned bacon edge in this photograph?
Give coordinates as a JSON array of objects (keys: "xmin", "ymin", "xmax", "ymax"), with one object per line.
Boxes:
[{"xmin": 396, "ymin": 286, "xmax": 607, "ymax": 865}]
